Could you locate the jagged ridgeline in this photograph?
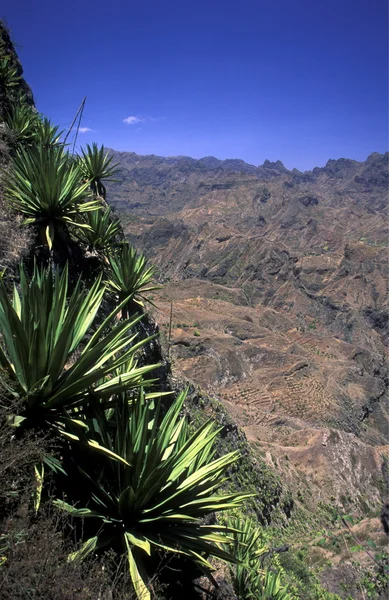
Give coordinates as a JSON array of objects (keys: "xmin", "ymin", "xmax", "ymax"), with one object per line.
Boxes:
[{"xmin": 0, "ymin": 20, "xmax": 311, "ymax": 600}]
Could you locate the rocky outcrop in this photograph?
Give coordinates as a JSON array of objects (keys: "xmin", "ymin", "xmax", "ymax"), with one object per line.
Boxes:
[{"xmin": 0, "ymin": 21, "xmax": 34, "ymax": 115}]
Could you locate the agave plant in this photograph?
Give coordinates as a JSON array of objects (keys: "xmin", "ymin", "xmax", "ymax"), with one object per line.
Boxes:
[
  {"xmin": 4, "ymin": 102, "xmax": 39, "ymax": 146},
  {"xmin": 259, "ymin": 572, "xmax": 294, "ymax": 600},
  {"xmin": 225, "ymin": 516, "xmax": 293, "ymax": 600},
  {"xmin": 106, "ymin": 243, "xmax": 159, "ymax": 317},
  {"xmin": 79, "ymin": 143, "xmax": 119, "ymax": 199},
  {"xmin": 35, "ymin": 117, "xmax": 64, "ymax": 149},
  {"xmin": 5, "ymin": 144, "xmax": 101, "ymax": 249},
  {"xmin": 226, "ymin": 516, "xmax": 268, "ymax": 599},
  {"xmin": 78, "ymin": 207, "xmax": 122, "ymax": 254},
  {"xmin": 0, "ymin": 263, "xmax": 158, "ymax": 435},
  {"xmin": 0, "ymin": 55, "xmax": 20, "ymax": 93},
  {"xmin": 55, "ymin": 388, "xmax": 251, "ymax": 600}
]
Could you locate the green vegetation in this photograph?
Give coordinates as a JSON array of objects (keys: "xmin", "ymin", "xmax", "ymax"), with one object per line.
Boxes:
[
  {"xmin": 79, "ymin": 206, "xmax": 122, "ymax": 254},
  {"xmin": 0, "ymin": 26, "xmax": 299, "ymax": 598},
  {"xmin": 1, "ymin": 22, "xmax": 386, "ymax": 600},
  {"xmin": 0, "ymin": 263, "xmax": 156, "ymax": 439},
  {"xmin": 106, "ymin": 242, "xmax": 160, "ymax": 317},
  {"xmin": 6, "ymin": 144, "xmax": 100, "ymax": 249},
  {"xmin": 80, "ymin": 142, "xmax": 119, "ymax": 199},
  {"xmin": 4, "ymin": 102, "xmax": 39, "ymax": 146},
  {"xmin": 0, "ymin": 54, "xmax": 21, "ymax": 102},
  {"xmin": 56, "ymin": 389, "xmax": 251, "ymax": 600},
  {"xmin": 225, "ymin": 516, "xmax": 293, "ymax": 599}
]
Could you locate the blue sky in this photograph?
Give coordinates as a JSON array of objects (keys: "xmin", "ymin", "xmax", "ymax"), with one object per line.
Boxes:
[{"xmin": 3, "ymin": 0, "xmax": 388, "ymax": 170}]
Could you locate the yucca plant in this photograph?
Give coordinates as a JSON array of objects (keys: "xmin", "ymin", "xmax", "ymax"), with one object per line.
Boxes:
[
  {"xmin": 225, "ymin": 516, "xmax": 293, "ymax": 600},
  {"xmin": 6, "ymin": 145, "xmax": 100, "ymax": 249},
  {"xmin": 4, "ymin": 102, "xmax": 39, "ymax": 146},
  {"xmin": 106, "ymin": 243, "xmax": 159, "ymax": 317},
  {"xmin": 55, "ymin": 388, "xmax": 251, "ymax": 600},
  {"xmin": 78, "ymin": 207, "xmax": 122, "ymax": 254},
  {"xmin": 0, "ymin": 263, "xmax": 158, "ymax": 435},
  {"xmin": 80, "ymin": 143, "xmax": 119, "ymax": 199}
]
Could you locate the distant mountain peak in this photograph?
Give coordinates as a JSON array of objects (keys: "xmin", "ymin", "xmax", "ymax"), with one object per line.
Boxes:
[{"xmin": 261, "ymin": 159, "xmax": 286, "ymax": 169}]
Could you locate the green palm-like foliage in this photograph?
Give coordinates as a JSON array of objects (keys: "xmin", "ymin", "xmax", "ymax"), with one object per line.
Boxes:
[
  {"xmin": 4, "ymin": 102, "xmax": 39, "ymax": 145},
  {"xmin": 226, "ymin": 516, "xmax": 293, "ymax": 600},
  {"xmin": 6, "ymin": 145, "xmax": 101, "ymax": 249},
  {"xmin": 80, "ymin": 143, "xmax": 119, "ymax": 199},
  {"xmin": 79, "ymin": 207, "xmax": 122, "ymax": 254},
  {"xmin": 226, "ymin": 516, "xmax": 268, "ymax": 599},
  {"xmin": 0, "ymin": 263, "xmax": 158, "ymax": 433},
  {"xmin": 56, "ymin": 388, "xmax": 251, "ymax": 600},
  {"xmin": 35, "ymin": 117, "xmax": 64, "ymax": 148},
  {"xmin": 106, "ymin": 243, "xmax": 159, "ymax": 316},
  {"xmin": 0, "ymin": 55, "xmax": 20, "ymax": 92},
  {"xmin": 259, "ymin": 572, "xmax": 294, "ymax": 600}
]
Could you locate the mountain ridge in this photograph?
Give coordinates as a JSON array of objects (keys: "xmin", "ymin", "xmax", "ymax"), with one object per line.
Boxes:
[
  {"xmin": 107, "ymin": 147, "xmax": 387, "ymax": 176},
  {"xmin": 107, "ymin": 148, "xmax": 388, "ymax": 217}
]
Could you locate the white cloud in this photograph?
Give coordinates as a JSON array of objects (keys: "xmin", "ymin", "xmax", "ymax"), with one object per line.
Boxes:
[
  {"xmin": 123, "ymin": 115, "xmax": 166, "ymax": 125},
  {"xmin": 78, "ymin": 127, "xmax": 94, "ymax": 133},
  {"xmin": 123, "ymin": 116, "xmax": 142, "ymax": 125}
]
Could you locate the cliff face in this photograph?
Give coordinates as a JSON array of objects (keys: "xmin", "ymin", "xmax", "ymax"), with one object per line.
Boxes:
[
  {"xmin": 0, "ymin": 21, "xmax": 34, "ymax": 116},
  {"xmin": 0, "ymin": 22, "xmax": 34, "ymax": 271}
]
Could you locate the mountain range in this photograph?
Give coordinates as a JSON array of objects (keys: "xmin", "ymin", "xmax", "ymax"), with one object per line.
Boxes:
[{"xmin": 107, "ymin": 149, "xmax": 389, "ymax": 596}]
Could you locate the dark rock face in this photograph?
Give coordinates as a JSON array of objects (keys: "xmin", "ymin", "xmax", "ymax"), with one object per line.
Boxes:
[
  {"xmin": 363, "ymin": 307, "xmax": 389, "ymax": 337},
  {"xmin": 298, "ymin": 194, "xmax": 319, "ymax": 207},
  {"xmin": 0, "ymin": 21, "xmax": 35, "ymax": 272},
  {"xmin": 0, "ymin": 22, "xmax": 34, "ymax": 114},
  {"xmin": 381, "ymin": 503, "xmax": 389, "ymax": 536}
]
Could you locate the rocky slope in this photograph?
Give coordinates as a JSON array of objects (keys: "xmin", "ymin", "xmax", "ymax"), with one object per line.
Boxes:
[{"xmin": 107, "ymin": 150, "xmax": 389, "ymax": 563}]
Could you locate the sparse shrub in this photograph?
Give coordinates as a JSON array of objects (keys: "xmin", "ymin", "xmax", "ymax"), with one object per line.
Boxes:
[
  {"xmin": 0, "ymin": 501, "xmax": 146, "ymax": 600},
  {"xmin": 0, "ymin": 194, "xmax": 33, "ymax": 271}
]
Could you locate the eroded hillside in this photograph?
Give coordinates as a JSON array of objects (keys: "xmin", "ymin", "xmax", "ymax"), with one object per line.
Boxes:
[{"xmin": 107, "ymin": 150, "xmax": 389, "ymax": 538}]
